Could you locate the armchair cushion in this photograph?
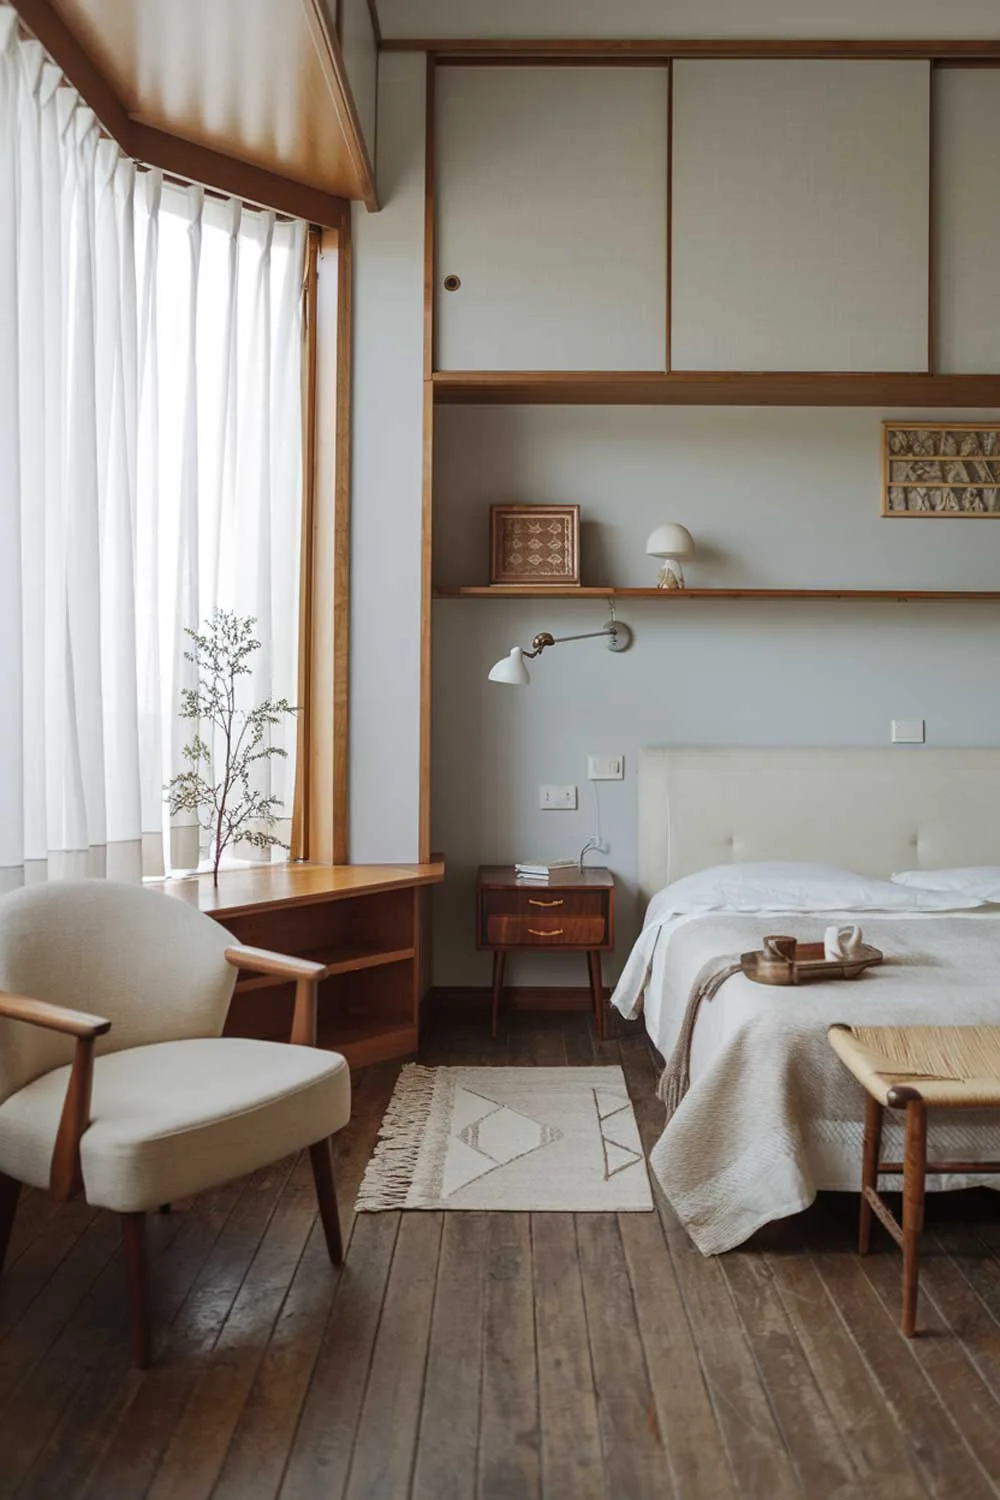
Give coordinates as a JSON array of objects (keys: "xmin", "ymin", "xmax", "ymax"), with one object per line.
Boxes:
[{"xmin": 0, "ymin": 1038, "xmax": 350, "ymax": 1213}]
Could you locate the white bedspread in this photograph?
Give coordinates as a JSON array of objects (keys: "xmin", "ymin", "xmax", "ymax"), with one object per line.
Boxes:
[{"xmin": 612, "ymin": 911, "xmax": 1000, "ymax": 1254}]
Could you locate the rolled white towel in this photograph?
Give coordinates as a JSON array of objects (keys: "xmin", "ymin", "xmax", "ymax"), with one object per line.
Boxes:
[{"xmin": 824, "ymin": 923, "xmax": 864, "ymax": 961}]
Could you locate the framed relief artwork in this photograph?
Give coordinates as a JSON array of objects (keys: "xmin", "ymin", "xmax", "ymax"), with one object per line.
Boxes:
[
  {"xmin": 489, "ymin": 504, "xmax": 581, "ymax": 586},
  {"xmin": 882, "ymin": 422, "xmax": 1000, "ymax": 517}
]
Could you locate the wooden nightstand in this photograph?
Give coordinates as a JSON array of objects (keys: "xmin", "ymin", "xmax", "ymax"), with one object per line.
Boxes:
[{"xmin": 476, "ymin": 865, "xmax": 615, "ymax": 1039}]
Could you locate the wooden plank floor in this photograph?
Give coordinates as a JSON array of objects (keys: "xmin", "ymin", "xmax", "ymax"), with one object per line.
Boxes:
[{"xmin": 5, "ymin": 1011, "xmax": 1000, "ymax": 1498}]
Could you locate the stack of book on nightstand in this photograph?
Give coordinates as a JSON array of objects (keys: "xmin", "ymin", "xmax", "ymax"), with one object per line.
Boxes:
[{"xmin": 514, "ymin": 858, "xmax": 579, "ymax": 883}]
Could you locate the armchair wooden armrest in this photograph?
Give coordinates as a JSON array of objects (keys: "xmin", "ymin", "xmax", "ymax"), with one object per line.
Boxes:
[
  {"xmin": 224, "ymin": 946, "xmax": 329, "ymax": 1048},
  {"xmin": 0, "ymin": 991, "xmax": 112, "ymax": 1203}
]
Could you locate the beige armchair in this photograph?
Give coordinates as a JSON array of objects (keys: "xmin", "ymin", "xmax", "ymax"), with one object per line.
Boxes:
[{"xmin": 0, "ymin": 880, "xmax": 351, "ymax": 1367}]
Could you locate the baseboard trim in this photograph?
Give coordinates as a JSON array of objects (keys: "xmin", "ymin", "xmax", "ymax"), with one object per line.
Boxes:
[{"xmin": 425, "ymin": 985, "xmax": 600, "ymax": 1015}]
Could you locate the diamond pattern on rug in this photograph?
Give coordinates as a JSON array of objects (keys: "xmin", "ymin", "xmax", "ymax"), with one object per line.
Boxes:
[
  {"xmin": 594, "ymin": 1087, "xmax": 644, "ymax": 1180},
  {"xmin": 441, "ymin": 1087, "xmax": 563, "ymax": 1199}
]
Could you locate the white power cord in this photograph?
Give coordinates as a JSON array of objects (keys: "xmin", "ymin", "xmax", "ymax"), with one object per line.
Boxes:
[{"xmin": 579, "ymin": 780, "xmax": 607, "ymax": 867}]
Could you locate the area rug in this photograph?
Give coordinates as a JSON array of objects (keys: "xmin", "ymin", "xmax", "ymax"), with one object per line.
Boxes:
[{"xmin": 355, "ymin": 1065, "xmax": 653, "ymax": 1212}]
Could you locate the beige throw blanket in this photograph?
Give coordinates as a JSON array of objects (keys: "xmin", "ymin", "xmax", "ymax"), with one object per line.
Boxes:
[
  {"xmin": 658, "ymin": 956, "xmax": 741, "ymax": 1118},
  {"xmin": 615, "ymin": 913, "xmax": 1000, "ymax": 1255}
]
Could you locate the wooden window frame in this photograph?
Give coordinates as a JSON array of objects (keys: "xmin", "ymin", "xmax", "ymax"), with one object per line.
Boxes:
[{"xmin": 294, "ymin": 211, "xmax": 353, "ymax": 864}]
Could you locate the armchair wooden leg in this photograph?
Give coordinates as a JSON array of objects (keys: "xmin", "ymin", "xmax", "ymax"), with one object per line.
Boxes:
[
  {"xmin": 901, "ymin": 1100, "xmax": 927, "ymax": 1338},
  {"xmin": 309, "ymin": 1139, "xmax": 344, "ymax": 1266},
  {"xmin": 0, "ymin": 1173, "xmax": 20, "ymax": 1274},
  {"xmin": 859, "ymin": 1094, "xmax": 883, "ymax": 1255},
  {"xmin": 121, "ymin": 1213, "xmax": 152, "ymax": 1369}
]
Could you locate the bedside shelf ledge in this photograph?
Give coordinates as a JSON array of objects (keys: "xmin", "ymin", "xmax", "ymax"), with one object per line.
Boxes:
[{"xmin": 434, "ymin": 586, "xmax": 1000, "ymax": 602}]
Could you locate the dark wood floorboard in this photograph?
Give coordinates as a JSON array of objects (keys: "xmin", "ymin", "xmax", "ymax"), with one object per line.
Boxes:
[{"xmin": 7, "ymin": 1014, "xmax": 1000, "ymax": 1499}]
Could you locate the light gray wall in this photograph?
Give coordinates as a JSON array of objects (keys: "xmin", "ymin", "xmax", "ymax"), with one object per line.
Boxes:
[
  {"xmin": 431, "ymin": 405, "xmax": 1000, "ymax": 988},
  {"xmin": 378, "ymin": 0, "xmax": 1000, "ymax": 40},
  {"xmin": 350, "ymin": 52, "xmax": 425, "ymax": 862}
]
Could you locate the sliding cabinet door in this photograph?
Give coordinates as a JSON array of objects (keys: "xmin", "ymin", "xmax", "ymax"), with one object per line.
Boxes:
[
  {"xmin": 671, "ymin": 60, "xmax": 930, "ymax": 372},
  {"xmin": 434, "ymin": 65, "xmax": 668, "ymax": 371},
  {"xmin": 935, "ymin": 68, "xmax": 1000, "ymax": 373}
]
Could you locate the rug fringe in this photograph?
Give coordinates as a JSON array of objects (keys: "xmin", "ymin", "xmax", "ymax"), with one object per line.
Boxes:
[{"xmin": 355, "ymin": 1063, "xmax": 439, "ymax": 1210}]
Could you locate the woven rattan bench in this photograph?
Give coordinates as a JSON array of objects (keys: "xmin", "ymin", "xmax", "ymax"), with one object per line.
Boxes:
[{"xmin": 829, "ymin": 1023, "xmax": 1000, "ymax": 1337}]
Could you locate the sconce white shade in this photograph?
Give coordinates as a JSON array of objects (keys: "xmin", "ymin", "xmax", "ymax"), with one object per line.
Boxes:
[
  {"xmin": 488, "ymin": 646, "xmax": 531, "ymax": 686},
  {"xmin": 645, "ymin": 523, "xmax": 695, "ymax": 560}
]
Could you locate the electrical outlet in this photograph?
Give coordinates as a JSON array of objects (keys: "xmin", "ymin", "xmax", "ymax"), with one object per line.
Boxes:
[
  {"xmin": 539, "ymin": 784, "xmax": 578, "ymax": 810},
  {"xmin": 892, "ymin": 718, "xmax": 925, "ymax": 745},
  {"xmin": 588, "ymin": 754, "xmax": 624, "ymax": 781}
]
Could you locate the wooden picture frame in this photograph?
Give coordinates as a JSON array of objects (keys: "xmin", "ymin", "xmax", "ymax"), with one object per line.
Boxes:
[
  {"xmin": 489, "ymin": 504, "xmax": 581, "ymax": 586},
  {"xmin": 882, "ymin": 422, "xmax": 1000, "ymax": 516}
]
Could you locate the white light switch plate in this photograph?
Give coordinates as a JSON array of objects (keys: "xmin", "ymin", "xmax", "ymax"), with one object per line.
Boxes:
[
  {"xmin": 892, "ymin": 718, "xmax": 925, "ymax": 745},
  {"xmin": 539, "ymin": 784, "xmax": 578, "ymax": 810},
  {"xmin": 588, "ymin": 754, "xmax": 625, "ymax": 781}
]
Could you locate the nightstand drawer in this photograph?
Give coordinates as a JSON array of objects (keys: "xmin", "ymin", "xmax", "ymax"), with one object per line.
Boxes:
[
  {"xmin": 485, "ymin": 914, "xmax": 607, "ymax": 947},
  {"xmin": 482, "ymin": 889, "xmax": 606, "ymax": 919}
]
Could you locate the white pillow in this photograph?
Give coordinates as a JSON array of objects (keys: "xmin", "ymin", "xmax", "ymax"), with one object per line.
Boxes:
[
  {"xmin": 893, "ymin": 867, "xmax": 1000, "ymax": 901},
  {"xmin": 645, "ymin": 861, "xmax": 984, "ymax": 927}
]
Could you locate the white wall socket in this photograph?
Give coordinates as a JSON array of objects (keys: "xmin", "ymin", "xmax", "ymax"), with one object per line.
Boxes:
[
  {"xmin": 892, "ymin": 718, "xmax": 925, "ymax": 745},
  {"xmin": 539, "ymin": 784, "xmax": 578, "ymax": 810},
  {"xmin": 587, "ymin": 754, "xmax": 625, "ymax": 781}
]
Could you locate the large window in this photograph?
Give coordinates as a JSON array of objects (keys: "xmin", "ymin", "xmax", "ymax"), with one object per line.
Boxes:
[{"xmin": 0, "ymin": 9, "xmax": 306, "ymax": 887}]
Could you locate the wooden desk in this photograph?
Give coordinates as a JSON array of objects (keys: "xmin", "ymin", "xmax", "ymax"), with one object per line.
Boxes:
[
  {"xmin": 476, "ymin": 866, "xmax": 615, "ymax": 1039},
  {"xmin": 164, "ymin": 861, "xmax": 445, "ymax": 1067}
]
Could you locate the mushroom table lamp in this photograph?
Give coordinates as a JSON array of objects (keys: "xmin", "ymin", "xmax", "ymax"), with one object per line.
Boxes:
[{"xmin": 645, "ymin": 523, "xmax": 695, "ymax": 590}]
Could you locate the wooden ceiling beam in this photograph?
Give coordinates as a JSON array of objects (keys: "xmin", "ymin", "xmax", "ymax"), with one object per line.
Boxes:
[{"xmin": 129, "ymin": 124, "xmax": 348, "ymax": 228}]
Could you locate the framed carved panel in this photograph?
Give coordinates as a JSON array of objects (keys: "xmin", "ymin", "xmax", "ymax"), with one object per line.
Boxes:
[
  {"xmin": 883, "ymin": 422, "xmax": 1000, "ymax": 516},
  {"xmin": 489, "ymin": 504, "xmax": 581, "ymax": 586}
]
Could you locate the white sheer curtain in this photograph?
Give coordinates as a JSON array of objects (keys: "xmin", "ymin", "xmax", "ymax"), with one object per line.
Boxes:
[{"xmin": 0, "ymin": 6, "xmax": 305, "ymax": 889}]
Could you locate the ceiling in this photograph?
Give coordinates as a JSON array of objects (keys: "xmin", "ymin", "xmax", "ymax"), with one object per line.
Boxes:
[{"xmin": 16, "ymin": 0, "xmax": 375, "ymax": 219}]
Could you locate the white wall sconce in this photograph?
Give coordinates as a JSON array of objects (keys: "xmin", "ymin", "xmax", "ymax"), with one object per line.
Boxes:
[
  {"xmin": 488, "ymin": 608, "xmax": 633, "ymax": 686},
  {"xmin": 646, "ymin": 523, "xmax": 695, "ymax": 589}
]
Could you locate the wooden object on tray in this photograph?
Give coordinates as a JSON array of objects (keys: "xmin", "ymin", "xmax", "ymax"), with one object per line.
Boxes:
[
  {"xmin": 743, "ymin": 935, "xmax": 883, "ymax": 986},
  {"xmin": 828, "ymin": 1023, "xmax": 1000, "ymax": 1339},
  {"xmin": 476, "ymin": 865, "xmax": 614, "ymax": 1039},
  {"xmin": 489, "ymin": 504, "xmax": 581, "ymax": 586}
]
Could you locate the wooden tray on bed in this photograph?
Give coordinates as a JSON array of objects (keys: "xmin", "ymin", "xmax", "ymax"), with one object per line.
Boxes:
[{"xmin": 742, "ymin": 937, "xmax": 883, "ymax": 987}]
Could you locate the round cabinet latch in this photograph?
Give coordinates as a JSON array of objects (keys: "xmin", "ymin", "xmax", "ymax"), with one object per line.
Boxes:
[{"xmin": 442, "ymin": 274, "xmax": 461, "ymax": 292}]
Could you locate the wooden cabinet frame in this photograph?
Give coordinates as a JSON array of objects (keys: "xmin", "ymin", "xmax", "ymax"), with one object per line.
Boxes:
[{"xmin": 421, "ymin": 49, "xmax": 1000, "ymax": 404}]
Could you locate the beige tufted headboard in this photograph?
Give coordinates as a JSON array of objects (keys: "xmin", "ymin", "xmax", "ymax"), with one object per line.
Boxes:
[{"xmin": 638, "ymin": 748, "xmax": 1000, "ymax": 902}]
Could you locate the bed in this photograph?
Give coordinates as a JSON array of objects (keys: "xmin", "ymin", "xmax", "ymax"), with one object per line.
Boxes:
[{"xmin": 612, "ymin": 748, "xmax": 1000, "ymax": 1254}]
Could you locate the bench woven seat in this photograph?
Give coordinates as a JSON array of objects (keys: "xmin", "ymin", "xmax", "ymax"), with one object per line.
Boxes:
[
  {"xmin": 829, "ymin": 1024, "xmax": 1000, "ymax": 1108},
  {"xmin": 828, "ymin": 1021, "xmax": 1000, "ymax": 1337}
]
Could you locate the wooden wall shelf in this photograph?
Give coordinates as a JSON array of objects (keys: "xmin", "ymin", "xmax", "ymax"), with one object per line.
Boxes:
[
  {"xmin": 431, "ymin": 371, "xmax": 1000, "ymax": 407},
  {"xmin": 434, "ymin": 587, "xmax": 1000, "ymax": 602}
]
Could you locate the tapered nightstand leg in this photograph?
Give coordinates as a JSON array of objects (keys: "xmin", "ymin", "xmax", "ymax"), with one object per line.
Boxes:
[
  {"xmin": 588, "ymin": 951, "xmax": 605, "ymax": 1040},
  {"xmin": 491, "ymin": 951, "xmax": 506, "ymax": 1039}
]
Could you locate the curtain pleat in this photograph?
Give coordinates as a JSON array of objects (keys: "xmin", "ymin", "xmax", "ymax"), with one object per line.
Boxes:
[{"xmin": 0, "ymin": 4, "xmax": 304, "ymax": 888}]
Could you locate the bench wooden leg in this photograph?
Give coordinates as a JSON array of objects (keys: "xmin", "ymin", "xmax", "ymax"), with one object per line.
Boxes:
[
  {"xmin": 901, "ymin": 1099, "xmax": 927, "ymax": 1337},
  {"xmin": 859, "ymin": 1094, "xmax": 883, "ymax": 1255}
]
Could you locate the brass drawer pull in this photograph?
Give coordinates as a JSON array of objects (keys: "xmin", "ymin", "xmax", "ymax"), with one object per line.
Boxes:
[
  {"xmin": 528, "ymin": 898, "xmax": 564, "ymax": 908},
  {"xmin": 528, "ymin": 927, "xmax": 564, "ymax": 937}
]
